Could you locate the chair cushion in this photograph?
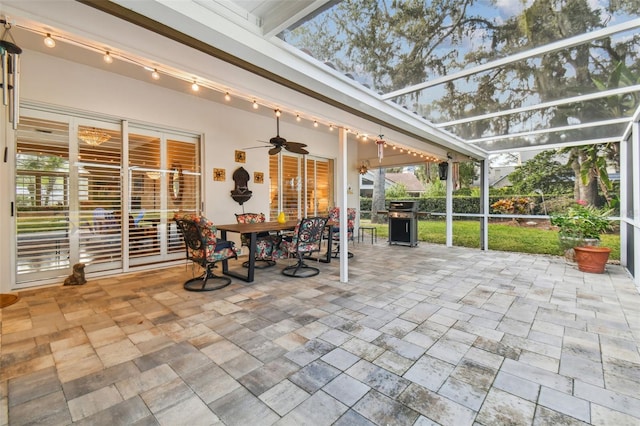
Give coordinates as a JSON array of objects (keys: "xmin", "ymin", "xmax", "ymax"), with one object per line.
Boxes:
[
  {"xmin": 235, "ymin": 213, "xmax": 276, "ymax": 256},
  {"xmin": 174, "ymin": 212, "xmax": 236, "ymax": 261},
  {"xmin": 271, "ymin": 218, "xmax": 324, "ymax": 259},
  {"xmin": 329, "ymin": 207, "xmax": 356, "ymax": 240},
  {"xmin": 235, "ymin": 213, "xmax": 266, "ymax": 224}
]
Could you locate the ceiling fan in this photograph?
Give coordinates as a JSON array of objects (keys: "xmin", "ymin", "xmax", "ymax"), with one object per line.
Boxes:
[{"xmin": 254, "ymin": 113, "xmax": 309, "ymax": 155}]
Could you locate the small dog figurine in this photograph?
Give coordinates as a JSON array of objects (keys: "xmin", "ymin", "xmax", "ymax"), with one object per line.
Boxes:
[{"xmin": 64, "ymin": 263, "xmax": 87, "ymax": 286}]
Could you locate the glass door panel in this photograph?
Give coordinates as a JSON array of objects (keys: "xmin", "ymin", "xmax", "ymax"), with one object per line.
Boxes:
[
  {"xmin": 269, "ymin": 154, "xmax": 333, "ymax": 219},
  {"xmin": 16, "ymin": 117, "xmax": 71, "ymax": 282},
  {"xmin": 167, "ymin": 138, "xmax": 200, "ymax": 254},
  {"xmin": 78, "ymin": 124, "xmax": 123, "ymax": 272},
  {"xmin": 128, "ymin": 132, "xmax": 162, "ymax": 261}
]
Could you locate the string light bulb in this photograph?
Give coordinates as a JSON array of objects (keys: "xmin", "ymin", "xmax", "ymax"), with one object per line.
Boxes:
[
  {"xmin": 252, "ymin": 100, "xmax": 259, "ymax": 109},
  {"xmin": 103, "ymin": 51, "xmax": 113, "ymax": 64},
  {"xmin": 296, "ymin": 114, "xmax": 301, "ymax": 122},
  {"xmin": 224, "ymin": 92, "xmax": 231, "ymax": 101},
  {"xmin": 275, "ymin": 109, "xmax": 281, "ymax": 117},
  {"xmin": 329, "ymin": 124, "xmax": 334, "ymax": 131},
  {"xmin": 191, "ymin": 81, "xmax": 199, "ymax": 91},
  {"xmin": 313, "ymin": 121, "xmax": 318, "ymax": 127},
  {"xmin": 44, "ymin": 34, "xmax": 56, "ymax": 48}
]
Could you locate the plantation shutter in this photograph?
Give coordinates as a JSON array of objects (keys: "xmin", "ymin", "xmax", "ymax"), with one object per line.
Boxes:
[
  {"xmin": 167, "ymin": 138, "xmax": 200, "ymax": 253},
  {"xmin": 269, "ymin": 154, "xmax": 333, "ymax": 220},
  {"xmin": 78, "ymin": 124, "xmax": 123, "ymax": 270},
  {"xmin": 16, "ymin": 117, "xmax": 71, "ymax": 280}
]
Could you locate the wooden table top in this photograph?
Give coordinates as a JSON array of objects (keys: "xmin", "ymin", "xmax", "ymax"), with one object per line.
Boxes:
[
  {"xmin": 216, "ymin": 220, "xmax": 299, "ymax": 234},
  {"xmin": 216, "ymin": 219, "xmax": 335, "ymax": 234}
]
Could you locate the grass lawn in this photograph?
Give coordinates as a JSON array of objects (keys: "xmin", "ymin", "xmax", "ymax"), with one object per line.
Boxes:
[{"xmin": 359, "ymin": 219, "xmax": 621, "ymax": 261}]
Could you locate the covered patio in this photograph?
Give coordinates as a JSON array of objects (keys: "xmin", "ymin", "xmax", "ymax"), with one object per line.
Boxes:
[
  {"xmin": 1, "ymin": 1, "xmax": 640, "ymax": 424},
  {"xmin": 2, "ymin": 243, "xmax": 639, "ymax": 424}
]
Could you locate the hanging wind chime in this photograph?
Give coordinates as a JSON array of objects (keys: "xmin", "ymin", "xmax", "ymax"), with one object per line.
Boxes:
[
  {"xmin": 376, "ymin": 135, "xmax": 385, "ymax": 163},
  {"xmin": 1, "ymin": 20, "xmax": 21, "ymax": 127},
  {"xmin": 1, "ymin": 19, "xmax": 22, "ymax": 162}
]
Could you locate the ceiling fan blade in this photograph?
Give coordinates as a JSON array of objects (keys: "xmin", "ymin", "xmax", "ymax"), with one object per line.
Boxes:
[
  {"xmin": 268, "ymin": 146, "xmax": 282, "ymax": 155},
  {"xmin": 285, "ymin": 141, "xmax": 308, "ymax": 149},
  {"xmin": 285, "ymin": 144, "xmax": 309, "ymax": 155}
]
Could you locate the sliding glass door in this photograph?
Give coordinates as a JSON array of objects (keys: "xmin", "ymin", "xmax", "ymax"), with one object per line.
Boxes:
[
  {"xmin": 269, "ymin": 153, "xmax": 333, "ymax": 220},
  {"xmin": 15, "ymin": 110, "xmax": 201, "ymax": 286}
]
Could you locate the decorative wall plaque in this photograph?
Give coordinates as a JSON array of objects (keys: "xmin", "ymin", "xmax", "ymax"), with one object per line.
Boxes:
[
  {"xmin": 213, "ymin": 168, "xmax": 226, "ymax": 181},
  {"xmin": 235, "ymin": 150, "xmax": 246, "ymax": 163}
]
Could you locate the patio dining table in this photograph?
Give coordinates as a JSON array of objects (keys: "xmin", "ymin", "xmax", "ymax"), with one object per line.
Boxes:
[{"xmin": 216, "ymin": 219, "xmax": 334, "ymax": 283}]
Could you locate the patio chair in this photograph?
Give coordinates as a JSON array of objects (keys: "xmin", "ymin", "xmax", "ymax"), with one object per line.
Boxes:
[
  {"xmin": 328, "ymin": 207, "xmax": 355, "ymax": 258},
  {"xmin": 273, "ymin": 216, "xmax": 329, "ymax": 277},
  {"xmin": 235, "ymin": 212, "xmax": 278, "ymax": 269},
  {"xmin": 174, "ymin": 212, "xmax": 237, "ymax": 291}
]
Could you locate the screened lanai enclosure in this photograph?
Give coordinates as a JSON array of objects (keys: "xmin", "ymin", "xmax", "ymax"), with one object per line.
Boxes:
[{"xmin": 1, "ymin": 0, "xmax": 639, "ymax": 287}]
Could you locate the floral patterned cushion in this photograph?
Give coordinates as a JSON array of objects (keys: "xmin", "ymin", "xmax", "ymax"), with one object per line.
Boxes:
[
  {"xmin": 174, "ymin": 212, "xmax": 237, "ymax": 261},
  {"xmin": 271, "ymin": 217, "xmax": 327, "ymax": 260},
  {"xmin": 235, "ymin": 212, "xmax": 278, "ymax": 260},
  {"xmin": 235, "ymin": 213, "xmax": 266, "ymax": 224},
  {"xmin": 328, "ymin": 207, "xmax": 356, "ymax": 240}
]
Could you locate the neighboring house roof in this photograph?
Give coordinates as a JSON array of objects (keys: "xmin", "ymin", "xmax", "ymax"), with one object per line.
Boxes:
[{"xmin": 385, "ymin": 173, "xmax": 425, "ymax": 193}]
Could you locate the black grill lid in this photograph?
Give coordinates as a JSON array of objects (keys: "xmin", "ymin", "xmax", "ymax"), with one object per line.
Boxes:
[{"xmin": 389, "ymin": 201, "xmax": 418, "ymax": 211}]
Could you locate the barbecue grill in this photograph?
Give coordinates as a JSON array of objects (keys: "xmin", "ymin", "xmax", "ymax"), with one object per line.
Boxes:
[{"xmin": 388, "ymin": 201, "xmax": 418, "ymax": 247}]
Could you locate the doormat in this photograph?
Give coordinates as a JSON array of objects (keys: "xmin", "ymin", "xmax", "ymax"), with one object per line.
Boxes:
[{"xmin": 0, "ymin": 294, "xmax": 19, "ymax": 308}]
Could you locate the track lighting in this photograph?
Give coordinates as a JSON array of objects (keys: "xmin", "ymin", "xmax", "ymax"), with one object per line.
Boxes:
[
  {"xmin": 44, "ymin": 33, "xmax": 55, "ymax": 48},
  {"xmin": 18, "ymin": 23, "xmax": 437, "ymax": 160}
]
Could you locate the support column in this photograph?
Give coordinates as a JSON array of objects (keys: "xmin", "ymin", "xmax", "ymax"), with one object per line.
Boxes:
[
  {"xmin": 480, "ymin": 159, "xmax": 489, "ymax": 251},
  {"xmin": 339, "ymin": 127, "xmax": 348, "ymax": 283},
  {"xmin": 632, "ymin": 121, "xmax": 640, "ymax": 288},
  {"xmin": 445, "ymin": 160, "xmax": 453, "ymax": 247}
]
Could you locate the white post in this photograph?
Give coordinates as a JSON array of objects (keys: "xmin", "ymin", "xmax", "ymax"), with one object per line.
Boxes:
[
  {"xmin": 445, "ymin": 160, "xmax": 453, "ymax": 247},
  {"xmin": 632, "ymin": 122, "xmax": 640, "ymax": 288},
  {"xmin": 339, "ymin": 128, "xmax": 348, "ymax": 283},
  {"xmin": 481, "ymin": 159, "xmax": 489, "ymax": 251}
]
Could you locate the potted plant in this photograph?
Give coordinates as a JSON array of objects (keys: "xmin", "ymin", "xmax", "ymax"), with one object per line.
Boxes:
[{"xmin": 550, "ymin": 200, "xmax": 614, "ymax": 272}]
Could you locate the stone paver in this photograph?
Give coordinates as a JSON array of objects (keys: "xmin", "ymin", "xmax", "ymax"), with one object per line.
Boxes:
[{"xmin": 2, "ymin": 242, "xmax": 640, "ymax": 425}]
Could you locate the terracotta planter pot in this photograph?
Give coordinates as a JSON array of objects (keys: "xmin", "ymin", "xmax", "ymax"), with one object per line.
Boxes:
[
  {"xmin": 573, "ymin": 246, "xmax": 611, "ymax": 274},
  {"xmin": 559, "ymin": 236, "xmax": 600, "ymax": 264}
]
